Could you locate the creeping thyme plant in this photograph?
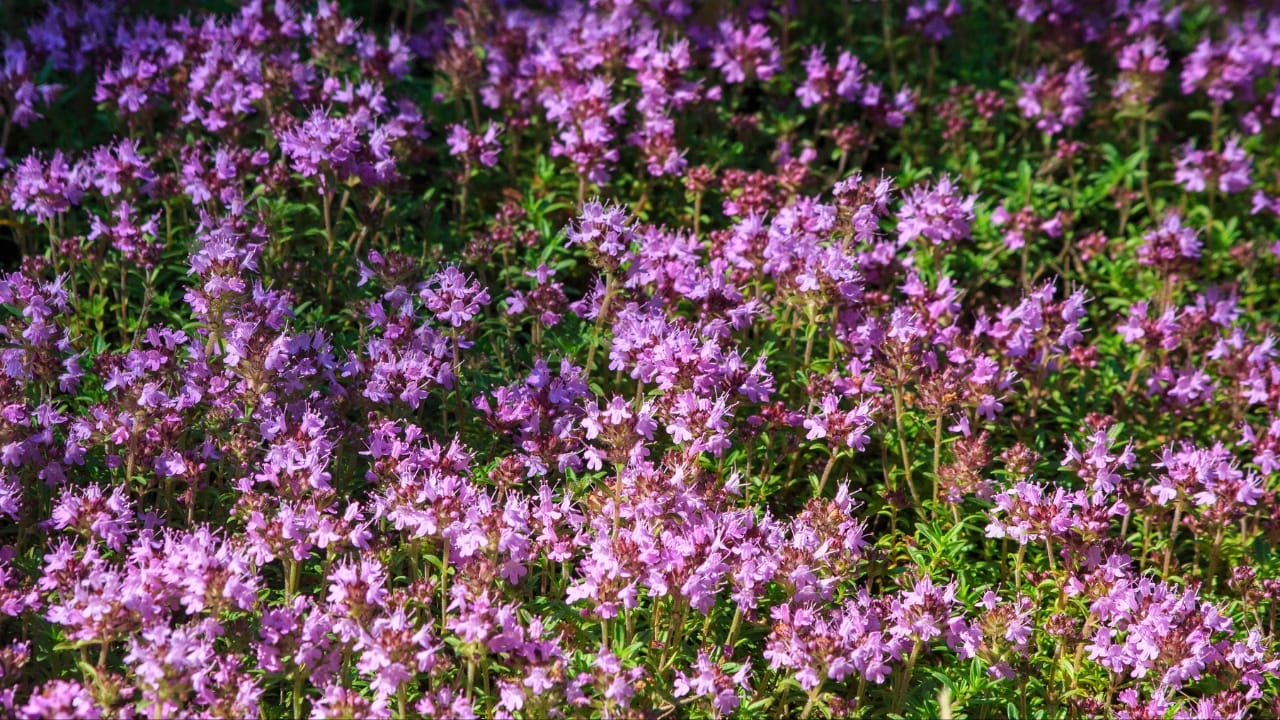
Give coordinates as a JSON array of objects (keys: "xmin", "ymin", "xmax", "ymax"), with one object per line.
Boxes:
[{"xmin": 4, "ymin": 0, "xmax": 1280, "ymax": 718}]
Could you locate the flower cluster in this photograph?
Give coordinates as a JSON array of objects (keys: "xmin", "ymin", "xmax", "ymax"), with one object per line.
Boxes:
[
  {"xmin": 1018, "ymin": 62, "xmax": 1092, "ymax": 136},
  {"xmin": 0, "ymin": 1, "xmax": 1278, "ymax": 718}
]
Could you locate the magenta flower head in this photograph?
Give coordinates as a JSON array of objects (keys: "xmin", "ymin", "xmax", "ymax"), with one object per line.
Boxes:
[
  {"xmin": 9, "ymin": 150, "xmax": 88, "ymax": 224},
  {"xmin": 672, "ymin": 651, "xmax": 751, "ymax": 715},
  {"xmin": 1018, "ymin": 62, "xmax": 1091, "ymax": 136},
  {"xmin": 1137, "ymin": 212, "xmax": 1201, "ymax": 273},
  {"xmin": 905, "ymin": 0, "xmax": 964, "ymax": 42},
  {"xmin": 1, "ymin": 39, "xmax": 61, "ymax": 128},
  {"xmin": 88, "ymin": 139, "xmax": 156, "ymax": 198},
  {"xmin": 1180, "ymin": 17, "xmax": 1271, "ymax": 105},
  {"xmin": 796, "ymin": 47, "xmax": 875, "ymax": 110},
  {"xmin": 711, "ymin": 20, "xmax": 781, "ymax": 84},
  {"xmin": 447, "ymin": 122, "xmax": 503, "ymax": 170},
  {"xmin": 420, "ymin": 266, "xmax": 491, "ymax": 328},
  {"xmin": 897, "ymin": 175, "xmax": 977, "ymax": 248},
  {"xmin": 566, "ymin": 200, "xmax": 638, "ymax": 272},
  {"xmin": 279, "ymin": 108, "xmax": 363, "ymax": 191},
  {"xmin": 542, "ymin": 76, "xmax": 626, "ymax": 186},
  {"xmin": 17, "ymin": 679, "xmax": 98, "ymax": 720},
  {"xmin": 1174, "ymin": 135, "xmax": 1252, "ymax": 195},
  {"xmin": 0, "ymin": 269, "xmax": 82, "ymax": 393},
  {"xmin": 1113, "ymin": 35, "xmax": 1168, "ymax": 106}
]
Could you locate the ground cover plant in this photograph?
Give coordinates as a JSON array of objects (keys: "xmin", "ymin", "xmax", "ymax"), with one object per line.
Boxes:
[{"xmin": 3, "ymin": 0, "xmax": 1280, "ymax": 717}]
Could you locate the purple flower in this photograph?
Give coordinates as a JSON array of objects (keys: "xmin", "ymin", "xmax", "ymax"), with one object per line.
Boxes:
[
  {"xmin": 420, "ymin": 267, "xmax": 491, "ymax": 328},
  {"xmin": 711, "ymin": 21, "xmax": 781, "ymax": 84},
  {"xmin": 541, "ymin": 76, "xmax": 626, "ymax": 185},
  {"xmin": 567, "ymin": 200, "xmax": 638, "ymax": 271},
  {"xmin": 1018, "ymin": 62, "xmax": 1091, "ymax": 136},
  {"xmin": 280, "ymin": 109, "xmax": 363, "ymax": 190},
  {"xmin": 1113, "ymin": 35, "xmax": 1168, "ymax": 105},
  {"xmin": 314, "ymin": 683, "xmax": 391, "ymax": 720},
  {"xmin": 49, "ymin": 483, "xmax": 135, "ymax": 551},
  {"xmin": 94, "ymin": 40, "xmax": 171, "ymax": 117},
  {"xmin": 906, "ymin": 0, "xmax": 965, "ymax": 42},
  {"xmin": 88, "ymin": 139, "xmax": 156, "ymax": 198},
  {"xmin": 803, "ymin": 394, "xmax": 875, "ymax": 451},
  {"xmin": 17, "ymin": 680, "xmax": 98, "ymax": 720},
  {"xmin": 1181, "ymin": 18, "xmax": 1271, "ymax": 105},
  {"xmin": 9, "ymin": 151, "xmax": 88, "ymax": 223},
  {"xmin": 1174, "ymin": 136, "xmax": 1252, "ymax": 194},
  {"xmin": 2, "ymin": 40, "xmax": 61, "ymax": 128},
  {"xmin": 88, "ymin": 201, "xmax": 163, "ymax": 268},
  {"xmin": 672, "ymin": 652, "xmax": 751, "ymax": 715},
  {"xmin": 796, "ymin": 47, "xmax": 873, "ymax": 110},
  {"xmin": 447, "ymin": 122, "xmax": 503, "ymax": 170},
  {"xmin": 1137, "ymin": 212, "xmax": 1201, "ymax": 271},
  {"xmin": 897, "ymin": 175, "xmax": 977, "ymax": 248},
  {"xmin": 1085, "ymin": 577, "xmax": 1256, "ymax": 694}
]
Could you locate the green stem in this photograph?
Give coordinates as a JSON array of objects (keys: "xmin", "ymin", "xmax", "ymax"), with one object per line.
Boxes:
[
  {"xmin": 931, "ymin": 414, "xmax": 944, "ymax": 507},
  {"xmin": 292, "ymin": 672, "xmax": 304, "ymax": 720},
  {"xmin": 1014, "ymin": 543, "xmax": 1025, "ymax": 593},
  {"xmin": 440, "ymin": 538, "xmax": 450, "ymax": 633},
  {"xmin": 285, "ymin": 558, "xmax": 299, "ymax": 601},
  {"xmin": 1206, "ymin": 523, "xmax": 1226, "ymax": 589},
  {"xmin": 881, "ymin": 0, "xmax": 897, "ymax": 87},
  {"xmin": 722, "ymin": 608, "xmax": 743, "ymax": 654},
  {"xmin": 1162, "ymin": 502, "xmax": 1182, "ymax": 576},
  {"xmin": 893, "ymin": 640, "xmax": 922, "ymax": 714},
  {"xmin": 1138, "ymin": 114, "xmax": 1154, "ymax": 212},
  {"xmin": 799, "ymin": 680, "xmax": 825, "ymax": 720},
  {"xmin": 585, "ymin": 274, "xmax": 616, "ymax": 379},
  {"xmin": 322, "ymin": 189, "xmax": 336, "ymax": 297},
  {"xmin": 892, "ymin": 385, "xmax": 922, "ymax": 509},
  {"xmin": 815, "ymin": 452, "xmax": 839, "ymax": 498}
]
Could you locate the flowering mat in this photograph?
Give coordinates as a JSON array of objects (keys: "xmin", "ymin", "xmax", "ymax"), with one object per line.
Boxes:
[{"xmin": 2, "ymin": 0, "xmax": 1280, "ymax": 718}]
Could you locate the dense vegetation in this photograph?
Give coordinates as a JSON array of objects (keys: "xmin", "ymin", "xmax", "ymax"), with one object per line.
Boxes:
[{"xmin": 3, "ymin": 0, "xmax": 1280, "ymax": 717}]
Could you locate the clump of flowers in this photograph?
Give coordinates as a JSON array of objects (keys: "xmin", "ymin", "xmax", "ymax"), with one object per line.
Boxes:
[
  {"xmin": 1017, "ymin": 61, "xmax": 1091, "ymax": 136},
  {"xmin": 0, "ymin": 2, "xmax": 1278, "ymax": 719},
  {"xmin": 1136, "ymin": 212, "xmax": 1201, "ymax": 273},
  {"xmin": 896, "ymin": 175, "xmax": 977, "ymax": 248},
  {"xmin": 1174, "ymin": 135, "xmax": 1252, "ymax": 194}
]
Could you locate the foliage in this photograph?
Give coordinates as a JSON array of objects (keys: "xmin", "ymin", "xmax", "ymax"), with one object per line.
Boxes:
[{"xmin": 2, "ymin": 0, "xmax": 1280, "ymax": 718}]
